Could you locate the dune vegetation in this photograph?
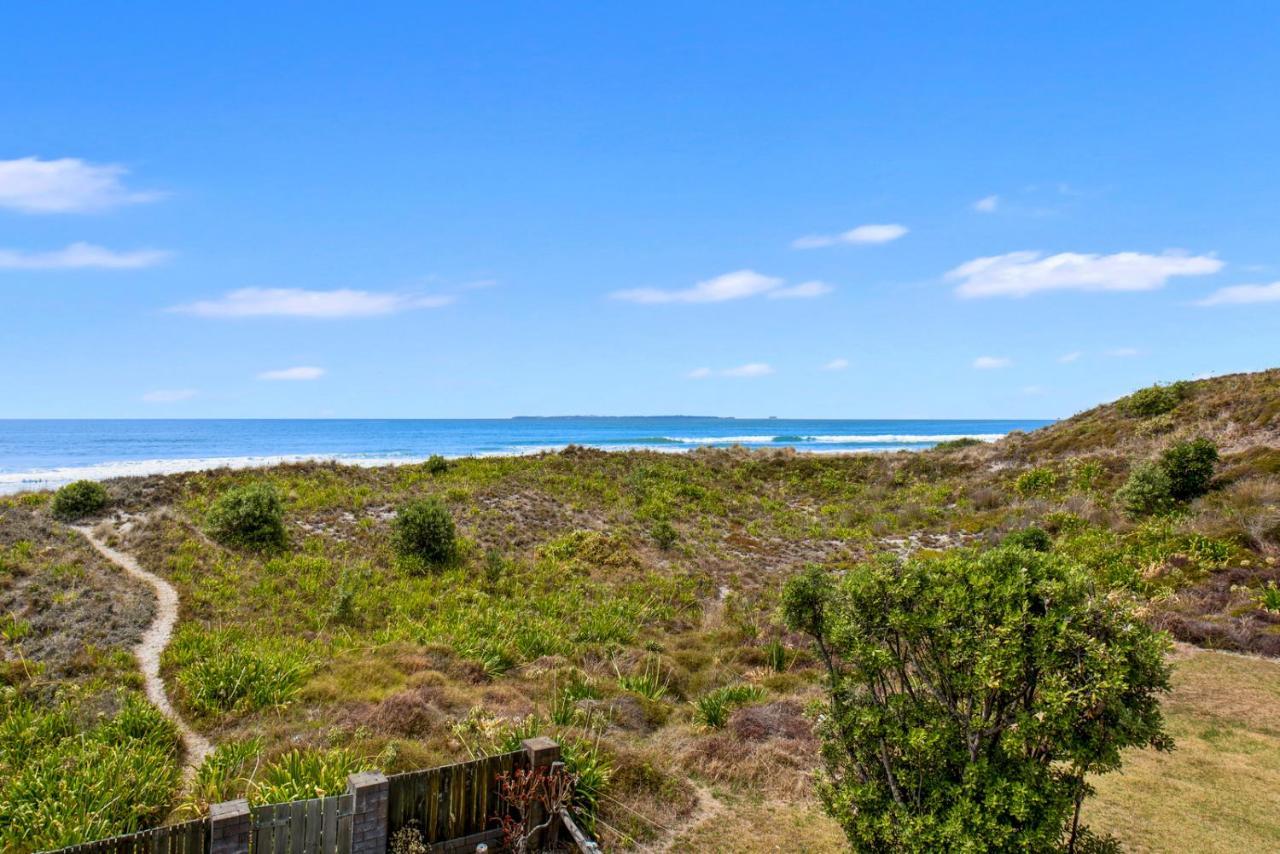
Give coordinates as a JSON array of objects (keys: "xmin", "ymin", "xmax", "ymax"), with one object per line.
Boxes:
[{"xmin": 2, "ymin": 369, "xmax": 1279, "ymax": 851}]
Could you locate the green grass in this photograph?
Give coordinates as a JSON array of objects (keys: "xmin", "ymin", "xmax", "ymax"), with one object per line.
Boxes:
[{"xmin": 0, "ymin": 690, "xmax": 182, "ymax": 853}]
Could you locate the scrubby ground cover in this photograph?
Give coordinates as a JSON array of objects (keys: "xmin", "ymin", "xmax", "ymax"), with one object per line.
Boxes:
[{"xmin": 3, "ymin": 368, "xmax": 1280, "ymax": 851}]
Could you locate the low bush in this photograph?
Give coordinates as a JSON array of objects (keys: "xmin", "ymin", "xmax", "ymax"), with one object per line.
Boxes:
[
  {"xmin": 50, "ymin": 480, "xmax": 108, "ymax": 520},
  {"xmin": 1117, "ymin": 462, "xmax": 1175, "ymax": 517},
  {"xmin": 1014, "ymin": 467, "xmax": 1058, "ymax": 498},
  {"xmin": 933, "ymin": 437, "xmax": 984, "ymax": 452},
  {"xmin": 651, "ymin": 519, "xmax": 678, "ymax": 551},
  {"xmin": 1120, "ymin": 381, "xmax": 1190, "ymax": 418},
  {"xmin": 424, "ymin": 455, "xmax": 450, "ymax": 475},
  {"xmin": 176, "ymin": 647, "xmax": 310, "ymax": 717},
  {"xmin": 1161, "ymin": 438, "xmax": 1218, "ymax": 501},
  {"xmin": 0, "ymin": 692, "xmax": 181, "ymax": 851},
  {"xmin": 615, "ymin": 656, "xmax": 670, "ymax": 701},
  {"xmin": 393, "ymin": 498, "xmax": 456, "ymax": 567},
  {"xmin": 692, "ymin": 684, "xmax": 767, "ymax": 729},
  {"xmin": 1003, "ymin": 526, "xmax": 1052, "ymax": 552},
  {"xmin": 206, "ymin": 482, "xmax": 286, "ymax": 548},
  {"xmin": 253, "ymin": 747, "xmax": 372, "ymax": 803}
]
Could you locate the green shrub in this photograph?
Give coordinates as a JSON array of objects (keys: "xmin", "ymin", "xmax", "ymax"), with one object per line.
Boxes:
[
  {"xmin": 253, "ymin": 747, "xmax": 372, "ymax": 803},
  {"xmin": 0, "ymin": 692, "xmax": 181, "ymax": 851},
  {"xmin": 1015, "ymin": 467, "xmax": 1058, "ymax": 498},
  {"xmin": 763, "ymin": 638, "xmax": 789, "ymax": 672},
  {"xmin": 1116, "ymin": 462, "xmax": 1175, "ymax": 517},
  {"xmin": 206, "ymin": 482, "xmax": 286, "ymax": 548},
  {"xmin": 424, "ymin": 455, "xmax": 450, "ymax": 475},
  {"xmin": 614, "ymin": 656, "xmax": 670, "ymax": 701},
  {"xmin": 1255, "ymin": 581, "xmax": 1280, "ymax": 613},
  {"xmin": 393, "ymin": 498, "xmax": 456, "ymax": 566},
  {"xmin": 1003, "ymin": 526, "xmax": 1052, "ymax": 552},
  {"xmin": 782, "ymin": 549, "xmax": 1171, "ymax": 852},
  {"xmin": 933, "ymin": 437, "xmax": 984, "ymax": 452},
  {"xmin": 50, "ymin": 480, "xmax": 108, "ymax": 520},
  {"xmin": 1119, "ymin": 382, "xmax": 1190, "ymax": 418},
  {"xmin": 651, "ymin": 519, "xmax": 678, "ymax": 551},
  {"xmin": 1160, "ymin": 438, "xmax": 1218, "ymax": 502},
  {"xmin": 177, "ymin": 649, "xmax": 309, "ymax": 717},
  {"xmin": 692, "ymin": 684, "xmax": 767, "ymax": 729}
]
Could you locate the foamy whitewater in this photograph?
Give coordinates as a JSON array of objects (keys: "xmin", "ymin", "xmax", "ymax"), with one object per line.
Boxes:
[{"xmin": 0, "ymin": 417, "xmax": 1050, "ymax": 493}]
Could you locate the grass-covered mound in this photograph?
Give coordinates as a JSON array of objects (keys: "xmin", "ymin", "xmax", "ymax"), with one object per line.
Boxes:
[{"xmin": 2, "ymin": 367, "xmax": 1278, "ymax": 850}]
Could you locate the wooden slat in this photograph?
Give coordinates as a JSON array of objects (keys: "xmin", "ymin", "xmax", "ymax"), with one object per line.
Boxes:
[
  {"xmin": 322, "ymin": 795, "xmax": 338, "ymax": 854},
  {"xmin": 304, "ymin": 798, "xmax": 321, "ymax": 854},
  {"xmin": 288, "ymin": 800, "xmax": 305, "ymax": 854},
  {"xmin": 425, "ymin": 769, "xmax": 440, "ymax": 842}
]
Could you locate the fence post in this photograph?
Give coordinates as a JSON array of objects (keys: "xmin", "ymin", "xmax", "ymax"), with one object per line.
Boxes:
[
  {"xmin": 209, "ymin": 799, "xmax": 251, "ymax": 854},
  {"xmin": 522, "ymin": 736, "xmax": 562, "ymax": 849},
  {"xmin": 348, "ymin": 771, "xmax": 390, "ymax": 854}
]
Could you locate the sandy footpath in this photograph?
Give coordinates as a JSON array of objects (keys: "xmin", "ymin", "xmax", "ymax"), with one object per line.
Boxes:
[{"xmin": 74, "ymin": 525, "xmax": 213, "ymax": 776}]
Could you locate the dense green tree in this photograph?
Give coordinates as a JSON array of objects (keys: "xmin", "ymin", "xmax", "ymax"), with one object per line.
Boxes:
[
  {"xmin": 782, "ymin": 548, "xmax": 1172, "ymax": 852},
  {"xmin": 393, "ymin": 498, "xmax": 456, "ymax": 567},
  {"xmin": 50, "ymin": 480, "xmax": 109, "ymax": 520},
  {"xmin": 1159, "ymin": 437, "xmax": 1218, "ymax": 502},
  {"xmin": 205, "ymin": 482, "xmax": 287, "ymax": 548}
]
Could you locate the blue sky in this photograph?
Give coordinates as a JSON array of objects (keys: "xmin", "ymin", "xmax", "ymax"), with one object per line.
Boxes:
[{"xmin": 2, "ymin": 2, "xmax": 1277, "ymax": 418}]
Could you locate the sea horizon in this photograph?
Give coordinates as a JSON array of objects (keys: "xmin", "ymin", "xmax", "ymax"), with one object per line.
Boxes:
[{"xmin": 0, "ymin": 416, "xmax": 1051, "ymax": 493}]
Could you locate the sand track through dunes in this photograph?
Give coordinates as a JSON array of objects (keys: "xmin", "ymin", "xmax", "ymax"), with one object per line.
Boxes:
[{"xmin": 74, "ymin": 524, "xmax": 212, "ymax": 776}]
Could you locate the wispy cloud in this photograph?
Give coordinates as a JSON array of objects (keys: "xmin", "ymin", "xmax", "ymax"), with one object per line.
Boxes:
[
  {"xmin": 1057, "ymin": 351, "xmax": 1082, "ymax": 364},
  {"xmin": 1022, "ymin": 385, "xmax": 1046, "ymax": 395},
  {"xmin": 973, "ymin": 195, "xmax": 999, "ymax": 213},
  {"xmin": 170, "ymin": 287, "xmax": 454, "ymax": 318},
  {"xmin": 1196, "ymin": 281, "xmax": 1280, "ymax": 306},
  {"xmin": 947, "ymin": 250, "xmax": 1223, "ymax": 298},
  {"xmin": 688, "ymin": 362, "xmax": 775, "ymax": 379},
  {"xmin": 1107, "ymin": 347, "xmax": 1141, "ymax": 358},
  {"xmin": 0, "ymin": 242, "xmax": 172, "ymax": 270},
  {"xmin": 257, "ymin": 366, "xmax": 325, "ymax": 381},
  {"xmin": 141, "ymin": 389, "xmax": 197, "ymax": 403},
  {"xmin": 768, "ymin": 281, "xmax": 833, "ymax": 299},
  {"xmin": 822, "ymin": 358, "xmax": 850, "ymax": 371},
  {"xmin": 0, "ymin": 157, "xmax": 164, "ymax": 213},
  {"xmin": 791, "ymin": 223, "xmax": 908, "ymax": 250},
  {"xmin": 612, "ymin": 270, "xmax": 830, "ymax": 304},
  {"xmin": 973, "ymin": 356, "xmax": 1012, "ymax": 369}
]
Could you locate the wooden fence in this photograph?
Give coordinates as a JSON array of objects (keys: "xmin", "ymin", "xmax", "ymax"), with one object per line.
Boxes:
[
  {"xmin": 44, "ymin": 819, "xmax": 209, "ymax": 854},
  {"xmin": 40, "ymin": 738, "xmax": 595, "ymax": 854},
  {"xmin": 249, "ymin": 793, "xmax": 354, "ymax": 854},
  {"xmin": 386, "ymin": 750, "xmax": 525, "ymax": 851}
]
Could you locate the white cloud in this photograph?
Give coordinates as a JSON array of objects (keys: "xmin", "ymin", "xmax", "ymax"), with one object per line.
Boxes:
[
  {"xmin": 973, "ymin": 195, "xmax": 1000, "ymax": 213},
  {"xmin": 973, "ymin": 356, "xmax": 1012, "ymax": 369},
  {"xmin": 612, "ymin": 270, "xmax": 832, "ymax": 304},
  {"xmin": 1022, "ymin": 385, "xmax": 1046, "ymax": 395},
  {"xmin": 1107, "ymin": 347, "xmax": 1141, "ymax": 358},
  {"xmin": 822, "ymin": 358, "xmax": 850, "ymax": 371},
  {"xmin": 1196, "ymin": 281, "xmax": 1280, "ymax": 306},
  {"xmin": 791, "ymin": 223, "xmax": 908, "ymax": 250},
  {"xmin": 170, "ymin": 287, "xmax": 454, "ymax": 318},
  {"xmin": 258, "ymin": 366, "xmax": 325, "ymax": 381},
  {"xmin": 947, "ymin": 250, "xmax": 1224, "ymax": 298},
  {"xmin": 1057, "ymin": 351, "xmax": 1082, "ymax": 364},
  {"xmin": 612, "ymin": 270, "xmax": 782, "ymax": 304},
  {"xmin": 768, "ymin": 280, "xmax": 833, "ymax": 299},
  {"xmin": 0, "ymin": 242, "xmax": 171, "ymax": 270},
  {"xmin": 722, "ymin": 362, "xmax": 775, "ymax": 378},
  {"xmin": 689, "ymin": 363, "xmax": 775, "ymax": 379},
  {"xmin": 141, "ymin": 389, "xmax": 197, "ymax": 403},
  {"xmin": 0, "ymin": 157, "xmax": 163, "ymax": 213}
]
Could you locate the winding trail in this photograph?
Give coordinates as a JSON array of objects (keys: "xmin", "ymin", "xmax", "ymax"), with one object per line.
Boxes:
[{"xmin": 74, "ymin": 525, "xmax": 213, "ymax": 776}]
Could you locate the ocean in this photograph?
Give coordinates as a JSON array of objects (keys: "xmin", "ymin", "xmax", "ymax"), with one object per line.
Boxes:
[{"xmin": 0, "ymin": 417, "xmax": 1051, "ymax": 493}]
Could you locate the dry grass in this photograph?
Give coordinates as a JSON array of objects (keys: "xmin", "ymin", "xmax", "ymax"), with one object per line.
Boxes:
[{"xmin": 1086, "ymin": 646, "xmax": 1280, "ymax": 853}]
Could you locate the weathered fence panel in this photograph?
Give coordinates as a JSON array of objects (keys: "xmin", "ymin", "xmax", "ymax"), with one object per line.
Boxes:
[
  {"xmin": 386, "ymin": 750, "xmax": 526, "ymax": 845},
  {"xmin": 248, "ymin": 793, "xmax": 353, "ymax": 854},
  {"xmin": 45, "ymin": 819, "xmax": 209, "ymax": 854},
  {"xmin": 40, "ymin": 739, "xmax": 596, "ymax": 854}
]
